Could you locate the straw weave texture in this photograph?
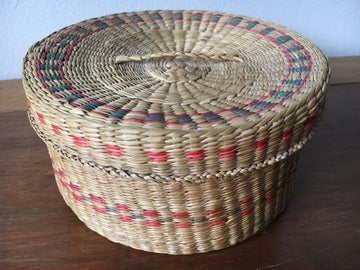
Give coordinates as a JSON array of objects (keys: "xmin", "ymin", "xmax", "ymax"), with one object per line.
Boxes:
[{"xmin": 22, "ymin": 10, "xmax": 330, "ymax": 254}]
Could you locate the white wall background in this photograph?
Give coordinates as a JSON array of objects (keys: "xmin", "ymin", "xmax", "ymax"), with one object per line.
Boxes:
[{"xmin": 1, "ymin": 0, "xmax": 359, "ymax": 80}]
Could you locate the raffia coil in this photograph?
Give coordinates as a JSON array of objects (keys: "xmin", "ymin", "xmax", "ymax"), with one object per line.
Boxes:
[{"xmin": 22, "ymin": 10, "xmax": 330, "ymax": 254}]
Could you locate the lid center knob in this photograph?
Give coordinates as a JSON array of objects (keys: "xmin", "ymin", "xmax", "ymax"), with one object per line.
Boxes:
[{"xmin": 147, "ymin": 57, "xmax": 210, "ymax": 83}]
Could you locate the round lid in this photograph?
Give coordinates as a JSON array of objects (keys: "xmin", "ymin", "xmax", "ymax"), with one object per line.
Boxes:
[{"xmin": 23, "ymin": 10, "xmax": 329, "ymax": 132}]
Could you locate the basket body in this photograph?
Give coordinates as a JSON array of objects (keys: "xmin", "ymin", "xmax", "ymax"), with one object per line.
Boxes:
[
  {"xmin": 22, "ymin": 10, "xmax": 330, "ymax": 254},
  {"xmin": 49, "ymin": 145, "xmax": 298, "ymax": 254}
]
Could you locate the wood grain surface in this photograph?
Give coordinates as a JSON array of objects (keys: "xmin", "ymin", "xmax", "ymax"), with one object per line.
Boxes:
[
  {"xmin": 0, "ymin": 57, "xmax": 359, "ymax": 269},
  {"xmin": 328, "ymin": 56, "xmax": 360, "ymax": 85}
]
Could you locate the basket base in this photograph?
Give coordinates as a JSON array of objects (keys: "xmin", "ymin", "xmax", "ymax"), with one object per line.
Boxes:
[{"xmin": 48, "ymin": 147, "xmax": 299, "ymax": 255}]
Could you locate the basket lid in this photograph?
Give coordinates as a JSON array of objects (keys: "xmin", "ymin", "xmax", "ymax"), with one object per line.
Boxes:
[
  {"xmin": 23, "ymin": 10, "xmax": 329, "ymax": 132},
  {"xmin": 23, "ymin": 10, "xmax": 330, "ymax": 179}
]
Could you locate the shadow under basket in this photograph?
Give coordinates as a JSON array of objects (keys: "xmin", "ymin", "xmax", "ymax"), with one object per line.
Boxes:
[{"xmin": 22, "ymin": 10, "xmax": 330, "ymax": 254}]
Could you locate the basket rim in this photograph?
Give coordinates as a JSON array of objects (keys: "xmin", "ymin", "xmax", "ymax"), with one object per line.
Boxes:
[{"xmin": 29, "ymin": 108, "xmax": 318, "ymax": 184}]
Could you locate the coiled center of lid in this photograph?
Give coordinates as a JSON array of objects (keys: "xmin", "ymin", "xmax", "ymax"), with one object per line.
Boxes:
[
  {"xmin": 98, "ymin": 53, "xmax": 252, "ymax": 105},
  {"xmin": 145, "ymin": 57, "xmax": 211, "ymax": 83}
]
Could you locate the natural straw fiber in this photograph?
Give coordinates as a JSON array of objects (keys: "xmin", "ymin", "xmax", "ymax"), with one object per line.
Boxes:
[{"xmin": 22, "ymin": 10, "xmax": 330, "ymax": 254}]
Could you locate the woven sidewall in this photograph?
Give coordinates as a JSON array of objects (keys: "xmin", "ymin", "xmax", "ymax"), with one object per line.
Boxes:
[{"xmin": 49, "ymin": 145, "xmax": 298, "ymax": 255}]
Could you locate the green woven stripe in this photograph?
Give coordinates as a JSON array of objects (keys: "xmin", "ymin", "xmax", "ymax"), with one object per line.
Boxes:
[
  {"xmin": 82, "ymin": 195, "xmax": 92, "ymax": 202},
  {"xmin": 253, "ymin": 101, "xmax": 273, "ymax": 109},
  {"xmin": 246, "ymin": 21, "xmax": 258, "ymax": 28},
  {"xmin": 65, "ymin": 94, "xmax": 82, "ymax": 102},
  {"xmin": 109, "ymin": 110, "xmax": 128, "ymax": 119},
  {"xmin": 131, "ymin": 214, "xmax": 145, "ymax": 219},
  {"xmin": 287, "ymin": 45, "xmax": 302, "ymax": 53},
  {"xmin": 77, "ymin": 27, "xmax": 92, "ymax": 34},
  {"xmin": 228, "ymin": 17, "xmax": 242, "ymax": 25},
  {"xmin": 43, "ymin": 75, "xmax": 61, "ymax": 81},
  {"xmin": 80, "ymin": 101, "xmax": 102, "ymax": 110},
  {"xmin": 275, "ymin": 35, "xmax": 291, "ymax": 44},
  {"xmin": 63, "ymin": 34, "xmax": 79, "ymax": 41},
  {"xmin": 233, "ymin": 108, "xmax": 251, "ymax": 116},
  {"xmin": 93, "ymin": 21, "xmax": 108, "ymax": 28},
  {"xmin": 285, "ymin": 79, "xmax": 302, "ymax": 87},
  {"xmin": 151, "ymin": 13, "xmax": 162, "ymax": 20},
  {"xmin": 49, "ymin": 85, "xmax": 71, "ymax": 92},
  {"xmin": 159, "ymin": 217, "xmax": 173, "ymax": 222},
  {"xmin": 61, "ymin": 42, "xmax": 70, "ymax": 48},
  {"xmin": 46, "ymin": 53, "xmax": 65, "ymax": 60},
  {"xmin": 210, "ymin": 15, "xmax": 221, "ymax": 22},
  {"xmin": 204, "ymin": 113, "xmax": 223, "ymax": 122},
  {"xmin": 105, "ymin": 206, "xmax": 119, "ymax": 213},
  {"xmin": 272, "ymin": 91, "xmax": 292, "ymax": 98},
  {"xmin": 190, "ymin": 216, "xmax": 208, "ymax": 223},
  {"xmin": 146, "ymin": 113, "xmax": 165, "ymax": 122},
  {"xmin": 130, "ymin": 15, "xmax": 143, "ymax": 22},
  {"xmin": 51, "ymin": 41, "xmax": 70, "ymax": 48},
  {"xmin": 192, "ymin": 14, "xmax": 203, "ymax": 20},
  {"xmin": 178, "ymin": 115, "xmax": 194, "ymax": 124},
  {"xmin": 292, "ymin": 66, "xmax": 308, "ymax": 73},
  {"xmin": 173, "ymin": 13, "xmax": 183, "ymax": 20},
  {"xmin": 291, "ymin": 55, "xmax": 308, "ymax": 62},
  {"xmin": 260, "ymin": 27, "xmax": 274, "ymax": 34},
  {"xmin": 111, "ymin": 17, "xmax": 125, "ymax": 25},
  {"xmin": 40, "ymin": 64, "xmax": 58, "ymax": 70}
]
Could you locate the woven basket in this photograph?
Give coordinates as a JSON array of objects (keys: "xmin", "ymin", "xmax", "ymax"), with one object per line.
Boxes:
[{"xmin": 22, "ymin": 10, "xmax": 330, "ymax": 254}]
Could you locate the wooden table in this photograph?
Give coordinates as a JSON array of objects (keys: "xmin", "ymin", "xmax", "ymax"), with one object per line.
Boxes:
[{"xmin": 1, "ymin": 57, "xmax": 359, "ymax": 269}]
